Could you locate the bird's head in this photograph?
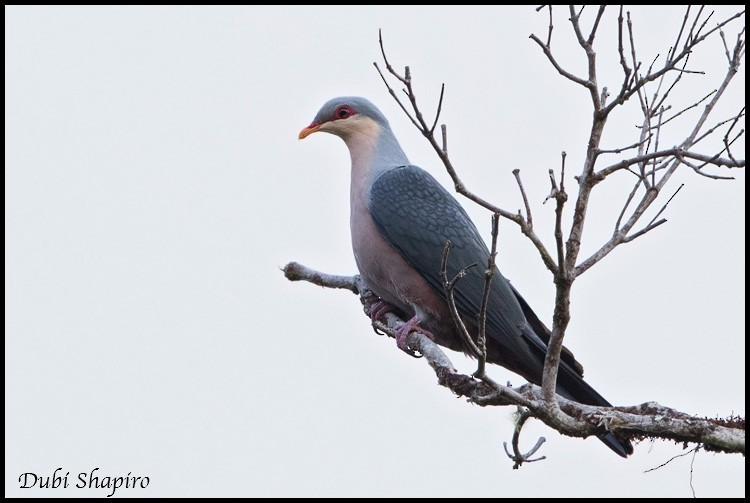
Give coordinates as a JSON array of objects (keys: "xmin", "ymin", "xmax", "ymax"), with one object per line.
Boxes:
[{"xmin": 299, "ymin": 97, "xmax": 390, "ymax": 141}]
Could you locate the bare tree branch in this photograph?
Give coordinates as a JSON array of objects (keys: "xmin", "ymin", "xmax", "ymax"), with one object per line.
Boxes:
[
  {"xmin": 281, "ymin": 262, "xmax": 746, "ymax": 456},
  {"xmin": 282, "ymin": 261, "xmax": 359, "ymax": 293},
  {"xmin": 595, "ymin": 148, "xmax": 743, "ymax": 180},
  {"xmin": 528, "ymin": 35, "xmax": 593, "ymax": 90}
]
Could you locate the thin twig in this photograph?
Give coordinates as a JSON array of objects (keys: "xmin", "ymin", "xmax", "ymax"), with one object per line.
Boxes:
[
  {"xmin": 587, "ymin": 5, "xmax": 606, "ymax": 45},
  {"xmin": 644, "ymin": 445, "xmax": 701, "ymax": 473},
  {"xmin": 476, "ymin": 214, "xmax": 499, "ymax": 378},
  {"xmin": 597, "ymin": 137, "xmax": 652, "ymax": 155},
  {"xmin": 669, "ymin": 6, "xmax": 691, "ymax": 62},
  {"xmin": 661, "ymin": 90, "xmax": 716, "ymax": 127},
  {"xmin": 613, "ymin": 6, "xmax": 633, "ymax": 107},
  {"xmin": 529, "ymin": 34, "xmax": 593, "ymax": 89},
  {"xmin": 692, "ymin": 110, "xmax": 746, "ymax": 147},
  {"xmin": 647, "ymin": 183, "xmax": 683, "ymax": 228},
  {"xmin": 615, "ymin": 179, "xmax": 643, "ymax": 232},
  {"xmin": 723, "ymin": 108, "xmax": 745, "ymax": 165},
  {"xmin": 689, "ymin": 445, "xmax": 699, "ymax": 498},
  {"xmin": 552, "ymin": 153, "xmax": 568, "ymax": 269},
  {"xmin": 680, "ymin": 157, "xmax": 736, "ymax": 180},
  {"xmin": 440, "ymin": 241, "xmax": 482, "ymax": 357},
  {"xmin": 545, "ymin": 5, "xmax": 553, "ymax": 47},
  {"xmin": 373, "ymin": 62, "xmax": 420, "ymax": 130},
  {"xmin": 621, "ymin": 218, "xmax": 667, "ymax": 243},
  {"xmin": 559, "ymin": 150, "xmax": 566, "ymax": 193},
  {"xmin": 441, "ymin": 124, "xmax": 448, "ymax": 155},
  {"xmin": 652, "ymin": 55, "xmax": 695, "ymax": 115},
  {"xmin": 651, "ymin": 107, "xmax": 664, "ymax": 187},
  {"xmin": 430, "ymin": 84, "xmax": 445, "ymax": 134},
  {"xmin": 503, "ymin": 408, "xmax": 547, "ymax": 468},
  {"xmin": 513, "ymin": 169, "xmax": 533, "ymax": 227}
]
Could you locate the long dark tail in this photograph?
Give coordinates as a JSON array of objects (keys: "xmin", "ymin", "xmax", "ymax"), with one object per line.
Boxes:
[{"xmin": 556, "ymin": 360, "xmax": 634, "ymax": 458}]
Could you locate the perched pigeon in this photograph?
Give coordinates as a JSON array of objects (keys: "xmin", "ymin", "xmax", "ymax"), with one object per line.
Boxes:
[{"xmin": 300, "ymin": 96, "xmax": 632, "ymax": 457}]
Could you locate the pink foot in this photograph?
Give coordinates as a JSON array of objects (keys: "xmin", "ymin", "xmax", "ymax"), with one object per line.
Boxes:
[
  {"xmin": 369, "ymin": 300, "xmax": 393, "ymax": 323},
  {"xmin": 395, "ymin": 316, "xmax": 435, "ymax": 358}
]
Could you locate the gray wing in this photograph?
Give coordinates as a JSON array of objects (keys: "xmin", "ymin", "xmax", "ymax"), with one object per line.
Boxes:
[{"xmin": 368, "ymin": 165, "xmax": 537, "ymax": 359}]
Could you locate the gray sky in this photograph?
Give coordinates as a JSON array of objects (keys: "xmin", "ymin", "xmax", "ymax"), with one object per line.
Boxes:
[{"xmin": 5, "ymin": 5, "xmax": 745, "ymax": 498}]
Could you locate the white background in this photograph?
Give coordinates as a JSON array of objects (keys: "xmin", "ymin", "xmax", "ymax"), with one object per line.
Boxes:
[{"xmin": 6, "ymin": 5, "xmax": 745, "ymax": 498}]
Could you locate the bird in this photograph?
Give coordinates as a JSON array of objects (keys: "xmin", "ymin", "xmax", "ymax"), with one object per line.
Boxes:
[{"xmin": 299, "ymin": 96, "xmax": 633, "ymax": 457}]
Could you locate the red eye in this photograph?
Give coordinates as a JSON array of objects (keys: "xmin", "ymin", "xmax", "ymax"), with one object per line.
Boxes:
[{"xmin": 334, "ymin": 105, "xmax": 354, "ymax": 120}]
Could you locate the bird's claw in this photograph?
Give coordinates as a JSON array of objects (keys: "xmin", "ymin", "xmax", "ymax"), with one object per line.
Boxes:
[
  {"xmin": 395, "ymin": 316, "xmax": 435, "ymax": 358},
  {"xmin": 396, "ymin": 326, "xmax": 422, "ymax": 358},
  {"xmin": 369, "ymin": 304, "xmax": 434, "ymax": 358},
  {"xmin": 369, "ymin": 300, "xmax": 393, "ymax": 323}
]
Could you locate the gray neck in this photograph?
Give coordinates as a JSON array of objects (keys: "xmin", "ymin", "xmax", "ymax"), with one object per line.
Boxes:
[
  {"xmin": 344, "ymin": 122, "xmax": 409, "ymax": 185},
  {"xmin": 370, "ymin": 125, "xmax": 410, "ymax": 175},
  {"xmin": 346, "ymin": 120, "xmax": 409, "ymax": 220}
]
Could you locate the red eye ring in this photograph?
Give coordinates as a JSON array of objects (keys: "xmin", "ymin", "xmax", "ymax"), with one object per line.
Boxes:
[{"xmin": 333, "ymin": 105, "xmax": 355, "ymax": 120}]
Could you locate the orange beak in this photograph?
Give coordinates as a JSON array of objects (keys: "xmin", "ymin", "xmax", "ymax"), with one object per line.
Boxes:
[{"xmin": 298, "ymin": 123, "xmax": 321, "ymax": 139}]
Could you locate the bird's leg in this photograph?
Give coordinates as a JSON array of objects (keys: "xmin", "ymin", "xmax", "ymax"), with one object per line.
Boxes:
[{"xmin": 395, "ymin": 316, "xmax": 435, "ymax": 358}]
